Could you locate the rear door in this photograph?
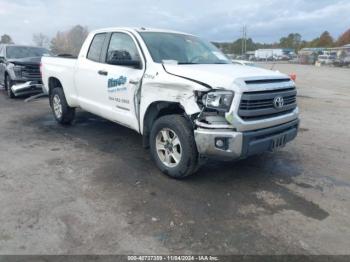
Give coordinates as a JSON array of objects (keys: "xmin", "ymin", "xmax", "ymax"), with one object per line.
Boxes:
[
  {"xmin": 74, "ymin": 33, "xmax": 109, "ymax": 115},
  {"xmin": 101, "ymin": 31, "xmax": 145, "ymax": 131}
]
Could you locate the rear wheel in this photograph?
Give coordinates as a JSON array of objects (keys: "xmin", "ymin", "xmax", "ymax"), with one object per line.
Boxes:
[
  {"xmin": 50, "ymin": 88, "xmax": 75, "ymax": 125},
  {"xmin": 5, "ymin": 75, "xmax": 15, "ymax": 98},
  {"xmin": 150, "ymin": 115, "xmax": 199, "ymax": 179}
]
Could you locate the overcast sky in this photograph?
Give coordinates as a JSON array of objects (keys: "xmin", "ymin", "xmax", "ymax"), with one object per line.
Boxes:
[{"xmin": 1, "ymin": 0, "xmax": 349, "ymax": 45}]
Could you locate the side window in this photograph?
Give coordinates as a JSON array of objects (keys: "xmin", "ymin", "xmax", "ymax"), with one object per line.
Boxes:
[
  {"xmin": 87, "ymin": 33, "xmax": 107, "ymax": 62},
  {"xmin": 106, "ymin": 33, "xmax": 141, "ymax": 65}
]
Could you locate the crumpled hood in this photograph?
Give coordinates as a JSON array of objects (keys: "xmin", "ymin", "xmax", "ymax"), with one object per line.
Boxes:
[
  {"xmin": 8, "ymin": 57, "xmax": 41, "ymax": 66},
  {"xmin": 163, "ymin": 64, "xmax": 289, "ymax": 90}
]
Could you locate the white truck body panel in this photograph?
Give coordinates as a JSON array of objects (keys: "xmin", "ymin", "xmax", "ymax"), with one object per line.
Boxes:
[
  {"xmin": 163, "ymin": 63, "xmax": 286, "ymax": 92},
  {"xmin": 41, "ymin": 57, "xmax": 78, "ymax": 105}
]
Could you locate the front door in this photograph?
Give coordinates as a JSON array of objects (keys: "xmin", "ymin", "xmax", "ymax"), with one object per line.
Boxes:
[{"xmin": 102, "ymin": 32, "xmax": 145, "ymax": 131}]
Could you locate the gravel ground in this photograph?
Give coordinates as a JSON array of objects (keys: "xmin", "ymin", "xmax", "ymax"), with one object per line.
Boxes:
[{"xmin": 0, "ymin": 63, "xmax": 349, "ymax": 255}]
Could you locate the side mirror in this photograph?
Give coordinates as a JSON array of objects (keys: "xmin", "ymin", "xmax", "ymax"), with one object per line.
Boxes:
[
  {"xmin": 106, "ymin": 50, "xmax": 141, "ymax": 69},
  {"xmin": 0, "ymin": 56, "xmax": 5, "ymax": 63}
]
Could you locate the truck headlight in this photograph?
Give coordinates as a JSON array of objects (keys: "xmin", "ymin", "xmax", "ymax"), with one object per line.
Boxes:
[
  {"xmin": 202, "ymin": 91, "xmax": 234, "ymax": 112},
  {"xmin": 13, "ymin": 65, "xmax": 25, "ymax": 70},
  {"xmin": 10, "ymin": 64, "xmax": 25, "ymax": 77}
]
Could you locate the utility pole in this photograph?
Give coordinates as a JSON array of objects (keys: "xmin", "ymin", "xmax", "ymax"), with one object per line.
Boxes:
[
  {"xmin": 241, "ymin": 26, "xmax": 244, "ymax": 56},
  {"xmin": 244, "ymin": 25, "xmax": 247, "ymax": 54},
  {"xmin": 241, "ymin": 25, "xmax": 247, "ymax": 56}
]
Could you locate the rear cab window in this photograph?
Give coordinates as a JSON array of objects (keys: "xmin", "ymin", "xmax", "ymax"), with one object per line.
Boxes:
[{"xmin": 87, "ymin": 33, "xmax": 107, "ymax": 62}]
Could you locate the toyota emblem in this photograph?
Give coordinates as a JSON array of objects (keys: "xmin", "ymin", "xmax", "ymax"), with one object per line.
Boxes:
[{"xmin": 273, "ymin": 96, "xmax": 284, "ymax": 109}]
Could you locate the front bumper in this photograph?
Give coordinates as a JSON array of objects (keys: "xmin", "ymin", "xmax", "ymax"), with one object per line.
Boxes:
[
  {"xmin": 194, "ymin": 119, "xmax": 299, "ymax": 160},
  {"xmin": 11, "ymin": 81, "xmax": 43, "ymax": 97}
]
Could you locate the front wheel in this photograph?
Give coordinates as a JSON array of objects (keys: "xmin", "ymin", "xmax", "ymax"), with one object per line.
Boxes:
[
  {"xmin": 150, "ymin": 115, "xmax": 199, "ymax": 179},
  {"xmin": 50, "ymin": 88, "xmax": 75, "ymax": 125},
  {"xmin": 5, "ymin": 75, "xmax": 15, "ymax": 98}
]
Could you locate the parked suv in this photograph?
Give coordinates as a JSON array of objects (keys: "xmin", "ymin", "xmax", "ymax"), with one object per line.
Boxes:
[{"xmin": 0, "ymin": 44, "xmax": 50, "ymax": 98}]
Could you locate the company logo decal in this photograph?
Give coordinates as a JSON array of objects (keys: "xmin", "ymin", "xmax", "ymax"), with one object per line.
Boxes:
[{"xmin": 108, "ymin": 76, "xmax": 127, "ymax": 92}]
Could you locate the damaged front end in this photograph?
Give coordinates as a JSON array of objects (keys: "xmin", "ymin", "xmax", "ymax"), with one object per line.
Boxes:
[
  {"xmin": 7, "ymin": 59, "xmax": 43, "ymax": 97},
  {"xmin": 194, "ymin": 90, "xmax": 235, "ymax": 129},
  {"xmin": 10, "ymin": 81, "xmax": 43, "ymax": 97},
  {"xmin": 192, "ymin": 90, "xmax": 242, "ymax": 160},
  {"xmin": 191, "ymin": 81, "xmax": 299, "ymax": 161}
]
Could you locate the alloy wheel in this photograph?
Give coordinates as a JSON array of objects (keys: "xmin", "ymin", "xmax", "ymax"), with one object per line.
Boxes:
[
  {"xmin": 52, "ymin": 94, "xmax": 63, "ymax": 119},
  {"xmin": 155, "ymin": 128, "xmax": 182, "ymax": 168}
]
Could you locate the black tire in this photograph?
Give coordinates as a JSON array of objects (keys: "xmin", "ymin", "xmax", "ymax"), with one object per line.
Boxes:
[
  {"xmin": 49, "ymin": 88, "xmax": 75, "ymax": 125},
  {"xmin": 5, "ymin": 74, "xmax": 15, "ymax": 99},
  {"xmin": 150, "ymin": 114, "xmax": 198, "ymax": 178}
]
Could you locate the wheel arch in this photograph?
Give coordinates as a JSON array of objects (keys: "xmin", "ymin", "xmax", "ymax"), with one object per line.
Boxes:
[
  {"xmin": 142, "ymin": 101, "xmax": 191, "ymax": 148},
  {"xmin": 4, "ymin": 71, "xmax": 10, "ymax": 89},
  {"xmin": 48, "ymin": 77, "xmax": 63, "ymax": 96},
  {"xmin": 4, "ymin": 69, "xmax": 16, "ymax": 90}
]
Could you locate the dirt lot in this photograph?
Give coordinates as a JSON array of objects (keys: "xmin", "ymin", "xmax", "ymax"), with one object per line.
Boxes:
[{"xmin": 0, "ymin": 64, "xmax": 349, "ymax": 255}]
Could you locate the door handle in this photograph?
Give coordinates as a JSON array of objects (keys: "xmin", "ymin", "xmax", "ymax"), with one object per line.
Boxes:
[
  {"xmin": 98, "ymin": 70, "xmax": 108, "ymax": 76},
  {"xmin": 129, "ymin": 79, "xmax": 139, "ymax": 85}
]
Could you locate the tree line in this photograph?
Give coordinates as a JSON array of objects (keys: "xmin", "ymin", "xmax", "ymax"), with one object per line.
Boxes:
[
  {"xmin": 0, "ymin": 25, "xmax": 89, "ymax": 57},
  {"xmin": 214, "ymin": 29, "xmax": 350, "ymax": 55}
]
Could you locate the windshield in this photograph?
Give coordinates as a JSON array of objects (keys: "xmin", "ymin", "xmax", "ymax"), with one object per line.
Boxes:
[
  {"xmin": 6, "ymin": 46, "xmax": 50, "ymax": 59},
  {"xmin": 140, "ymin": 32, "xmax": 231, "ymax": 64}
]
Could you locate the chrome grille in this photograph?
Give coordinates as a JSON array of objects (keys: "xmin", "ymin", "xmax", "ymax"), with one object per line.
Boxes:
[
  {"xmin": 21, "ymin": 65, "xmax": 41, "ymax": 81},
  {"xmin": 239, "ymin": 87, "xmax": 297, "ymax": 120}
]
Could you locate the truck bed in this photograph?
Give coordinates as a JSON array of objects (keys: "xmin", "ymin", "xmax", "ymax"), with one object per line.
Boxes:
[{"xmin": 41, "ymin": 56, "xmax": 78, "ymax": 97}]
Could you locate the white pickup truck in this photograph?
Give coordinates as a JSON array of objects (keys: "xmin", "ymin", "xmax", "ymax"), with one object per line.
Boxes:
[{"xmin": 41, "ymin": 27, "xmax": 299, "ymax": 178}]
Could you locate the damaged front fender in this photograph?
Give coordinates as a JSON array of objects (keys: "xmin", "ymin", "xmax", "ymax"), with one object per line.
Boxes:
[{"xmin": 140, "ymin": 75, "xmax": 209, "ymax": 133}]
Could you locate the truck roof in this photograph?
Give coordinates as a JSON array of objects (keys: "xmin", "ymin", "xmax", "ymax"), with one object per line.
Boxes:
[{"xmin": 91, "ymin": 27, "xmax": 193, "ymax": 36}]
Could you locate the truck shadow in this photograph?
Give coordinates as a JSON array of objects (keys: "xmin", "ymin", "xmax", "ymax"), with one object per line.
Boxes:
[
  {"xmin": 28, "ymin": 110, "xmax": 329, "ymax": 253},
  {"xmin": 35, "ymin": 110, "xmax": 329, "ymax": 221}
]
